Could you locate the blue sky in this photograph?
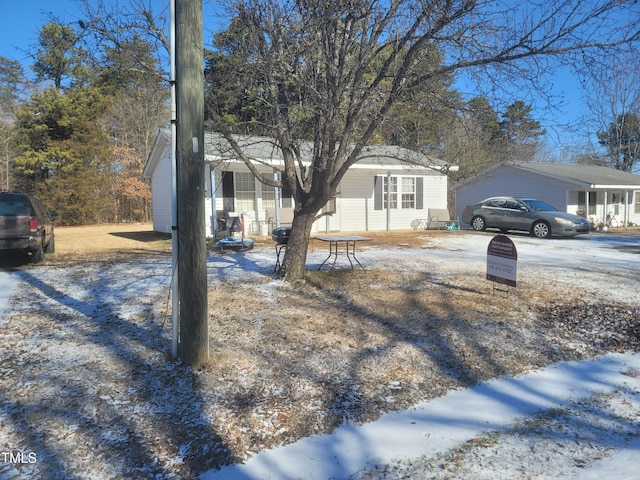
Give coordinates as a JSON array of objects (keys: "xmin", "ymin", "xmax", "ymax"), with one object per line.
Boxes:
[
  {"xmin": 1, "ymin": 0, "xmax": 62, "ymax": 65},
  {"xmin": 0, "ymin": 0, "xmax": 591, "ymax": 155}
]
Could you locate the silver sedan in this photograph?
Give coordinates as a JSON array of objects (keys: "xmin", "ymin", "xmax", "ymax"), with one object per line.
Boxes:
[{"xmin": 461, "ymin": 197, "xmax": 590, "ymax": 238}]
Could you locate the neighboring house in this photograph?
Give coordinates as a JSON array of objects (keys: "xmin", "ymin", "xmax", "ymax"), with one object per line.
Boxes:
[
  {"xmin": 143, "ymin": 130, "xmax": 458, "ymax": 237},
  {"xmin": 452, "ymin": 161, "xmax": 640, "ymax": 227}
]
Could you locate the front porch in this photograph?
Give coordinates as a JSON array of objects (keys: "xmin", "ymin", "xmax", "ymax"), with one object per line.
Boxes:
[{"xmin": 572, "ymin": 189, "xmax": 638, "ymax": 229}]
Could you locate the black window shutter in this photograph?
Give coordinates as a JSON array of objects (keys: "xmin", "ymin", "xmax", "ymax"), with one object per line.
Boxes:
[
  {"xmin": 416, "ymin": 177, "xmax": 423, "ymax": 210},
  {"xmin": 281, "ymin": 182, "xmax": 292, "ymax": 208},
  {"xmin": 222, "ymin": 171, "xmax": 234, "ymax": 212},
  {"xmin": 374, "ymin": 176, "xmax": 382, "ymax": 210}
]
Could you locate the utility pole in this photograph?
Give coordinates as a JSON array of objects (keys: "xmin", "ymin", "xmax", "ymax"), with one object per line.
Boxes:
[{"xmin": 175, "ymin": 0, "xmax": 209, "ymax": 366}]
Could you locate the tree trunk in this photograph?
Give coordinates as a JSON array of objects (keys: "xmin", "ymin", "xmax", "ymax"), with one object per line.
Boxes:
[{"xmin": 282, "ymin": 210, "xmax": 316, "ymax": 281}]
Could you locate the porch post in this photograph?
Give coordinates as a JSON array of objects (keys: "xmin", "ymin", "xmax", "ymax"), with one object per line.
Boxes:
[
  {"xmin": 625, "ymin": 190, "xmax": 631, "ymax": 226},
  {"xmin": 210, "ymin": 165, "xmax": 217, "ymax": 237},
  {"xmin": 386, "ymin": 171, "xmax": 391, "ymax": 231},
  {"xmin": 274, "ymin": 169, "xmax": 281, "ymax": 227}
]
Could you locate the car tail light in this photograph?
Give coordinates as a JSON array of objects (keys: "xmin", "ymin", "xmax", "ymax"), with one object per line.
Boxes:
[{"xmin": 29, "ymin": 218, "xmax": 38, "ymax": 232}]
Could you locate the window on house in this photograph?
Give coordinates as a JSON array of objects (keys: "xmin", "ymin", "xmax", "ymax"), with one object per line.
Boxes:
[
  {"xmin": 235, "ymin": 172, "xmax": 255, "ymax": 212},
  {"xmin": 383, "ymin": 176, "xmax": 398, "ymax": 209},
  {"xmin": 262, "ymin": 184, "xmax": 276, "ymax": 210},
  {"xmin": 635, "ymin": 191, "xmax": 640, "ymax": 214},
  {"xmin": 375, "ymin": 175, "xmax": 424, "ymax": 210},
  {"xmin": 401, "ymin": 177, "xmax": 415, "ymax": 208},
  {"xmin": 578, "ymin": 191, "xmax": 597, "ymax": 215}
]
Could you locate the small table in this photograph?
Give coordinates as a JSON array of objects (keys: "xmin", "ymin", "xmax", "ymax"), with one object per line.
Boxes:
[
  {"xmin": 273, "ymin": 243, "xmax": 286, "ymax": 274},
  {"xmin": 313, "ymin": 235, "xmax": 372, "ymax": 271}
]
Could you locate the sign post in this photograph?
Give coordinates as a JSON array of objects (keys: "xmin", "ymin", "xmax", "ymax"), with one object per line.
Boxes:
[{"xmin": 486, "ymin": 235, "xmax": 517, "ymax": 290}]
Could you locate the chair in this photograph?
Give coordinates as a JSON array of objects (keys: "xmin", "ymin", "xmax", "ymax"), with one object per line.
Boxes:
[{"xmin": 426, "ymin": 208, "xmax": 451, "ymax": 230}]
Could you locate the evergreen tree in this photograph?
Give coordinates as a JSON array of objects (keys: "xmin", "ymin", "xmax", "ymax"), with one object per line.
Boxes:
[
  {"xmin": 32, "ymin": 22, "xmax": 87, "ymax": 90},
  {"xmin": 0, "ymin": 56, "xmax": 24, "ymax": 190},
  {"xmin": 14, "ymin": 86, "xmax": 114, "ymax": 224},
  {"xmin": 498, "ymin": 100, "xmax": 545, "ymax": 162},
  {"xmin": 597, "ymin": 113, "xmax": 640, "ymax": 172}
]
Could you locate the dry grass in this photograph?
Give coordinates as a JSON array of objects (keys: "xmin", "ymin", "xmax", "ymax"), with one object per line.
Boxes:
[
  {"xmin": 196, "ymin": 260, "xmax": 637, "ymax": 468},
  {"xmin": 2, "ymin": 224, "xmax": 638, "ymax": 478}
]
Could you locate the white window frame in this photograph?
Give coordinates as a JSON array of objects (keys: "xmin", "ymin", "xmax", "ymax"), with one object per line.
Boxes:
[
  {"xmin": 401, "ymin": 177, "xmax": 416, "ymax": 209},
  {"xmin": 383, "ymin": 176, "xmax": 398, "ymax": 209},
  {"xmin": 235, "ymin": 172, "xmax": 255, "ymax": 213}
]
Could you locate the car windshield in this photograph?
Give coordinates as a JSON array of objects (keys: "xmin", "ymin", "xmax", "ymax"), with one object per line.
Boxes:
[{"xmin": 521, "ymin": 199, "xmax": 557, "ymax": 212}]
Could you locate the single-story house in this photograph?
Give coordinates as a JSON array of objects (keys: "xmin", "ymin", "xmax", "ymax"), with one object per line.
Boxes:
[
  {"xmin": 143, "ymin": 130, "xmax": 458, "ymax": 237},
  {"xmin": 452, "ymin": 161, "xmax": 640, "ymax": 227}
]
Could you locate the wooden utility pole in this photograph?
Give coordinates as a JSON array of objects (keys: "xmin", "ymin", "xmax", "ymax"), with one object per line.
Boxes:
[{"xmin": 175, "ymin": 0, "xmax": 208, "ymax": 366}]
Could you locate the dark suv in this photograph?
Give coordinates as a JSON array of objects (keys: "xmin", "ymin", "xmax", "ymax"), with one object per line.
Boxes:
[{"xmin": 0, "ymin": 191, "xmax": 57, "ymax": 263}]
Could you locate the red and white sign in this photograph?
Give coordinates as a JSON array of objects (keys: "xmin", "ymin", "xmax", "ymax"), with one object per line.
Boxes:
[{"xmin": 486, "ymin": 235, "xmax": 518, "ymax": 287}]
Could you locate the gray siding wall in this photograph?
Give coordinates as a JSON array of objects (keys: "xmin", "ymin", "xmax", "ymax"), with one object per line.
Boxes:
[{"xmin": 455, "ymin": 166, "xmax": 572, "ymax": 223}]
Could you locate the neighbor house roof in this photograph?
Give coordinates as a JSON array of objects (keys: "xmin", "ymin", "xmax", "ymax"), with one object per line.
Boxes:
[
  {"xmin": 143, "ymin": 129, "xmax": 457, "ymax": 179},
  {"xmin": 451, "ymin": 161, "xmax": 640, "ymax": 190}
]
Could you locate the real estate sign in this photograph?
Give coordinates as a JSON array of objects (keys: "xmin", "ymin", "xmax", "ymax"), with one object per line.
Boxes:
[{"xmin": 486, "ymin": 235, "xmax": 517, "ymax": 287}]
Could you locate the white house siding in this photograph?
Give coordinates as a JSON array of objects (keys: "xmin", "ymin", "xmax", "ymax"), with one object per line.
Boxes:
[
  {"xmin": 334, "ymin": 168, "xmax": 449, "ymax": 232},
  {"xmin": 201, "ymin": 166, "xmax": 451, "ymax": 235},
  {"xmin": 150, "ymin": 143, "xmax": 173, "ymax": 234},
  {"xmin": 454, "ymin": 166, "xmax": 572, "ymax": 223},
  {"xmin": 145, "ymin": 132, "xmax": 455, "ymax": 236},
  {"xmin": 633, "ymin": 191, "xmax": 640, "ymax": 225}
]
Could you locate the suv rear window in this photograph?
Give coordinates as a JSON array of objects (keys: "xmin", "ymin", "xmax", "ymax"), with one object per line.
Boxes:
[{"xmin": 0, "ymin": 193, "xmax": 34, "ymax": 216}]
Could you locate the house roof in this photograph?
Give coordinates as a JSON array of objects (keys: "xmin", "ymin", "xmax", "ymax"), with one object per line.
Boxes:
[
  {"xmin": 511, "ymin": 162, "xmax": 640, "ymax": 188},
  {"xmin": 204, "ymin": 132, "xmax": 456, "ymax": 171},
  {"xmin": 451, "ymin": 161, "xmax": 640, "ymax": 190},
  {"xmin": 143, "ymin": 129, "xmax": 457, "ymax": 178}
]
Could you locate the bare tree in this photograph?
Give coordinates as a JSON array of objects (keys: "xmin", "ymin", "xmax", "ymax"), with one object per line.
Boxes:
[
  {"xmin": 208, "ymin": 0, "xmax": 639, "ymax": 281},
  {"xmin": 583, "ymin": 50, "xmax": 640, "ymax": 171}
]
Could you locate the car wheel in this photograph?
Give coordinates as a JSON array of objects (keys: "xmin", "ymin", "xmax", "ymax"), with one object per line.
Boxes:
[
  {"xmin": 44, "ymin": 232, "xmax": 55, "ymax": 253},
  {"xmin": 531, "ymin": 221, "xmax": 551, "ymax": 238},
  {"xmin": 31, "ymin": 241, "xmax": 44, "ymax": 263},
  {"xmin": 471, "ymin": 216, "xmax": 486, "ymax": 231}
]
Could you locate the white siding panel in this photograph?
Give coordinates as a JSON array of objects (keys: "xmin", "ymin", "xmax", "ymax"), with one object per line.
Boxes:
[
  {"xmin": 333, "ymin": 169, "xmax": 448, "ymax": 231},
  {"xmin": 150, "ymin": 147, "xmax": 173, "ymax": 234}
]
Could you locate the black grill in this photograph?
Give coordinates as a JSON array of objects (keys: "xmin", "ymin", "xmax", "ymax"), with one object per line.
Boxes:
[{"xmin": 271, "ymin": 227, "xmax": 291, "ymax": 245}]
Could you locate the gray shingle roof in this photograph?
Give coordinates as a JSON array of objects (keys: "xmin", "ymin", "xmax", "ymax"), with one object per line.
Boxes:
[
  {"xmin": 511, "ymin": 162, "xmax": 640, "ymax": 188},
  {"xmin": 203, "ymin": 132, "xmax": 454, "ymax": 171}
]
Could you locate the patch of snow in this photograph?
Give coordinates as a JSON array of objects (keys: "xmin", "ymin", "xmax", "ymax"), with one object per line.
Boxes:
[{"xmin": 200, "ymin": 352, "xmax": 640, "ymax": 480}]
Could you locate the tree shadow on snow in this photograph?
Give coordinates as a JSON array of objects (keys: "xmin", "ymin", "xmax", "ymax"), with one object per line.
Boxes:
[{"xmin": 2, "ymin": 263, "xmax": 235, "ymax": 479}]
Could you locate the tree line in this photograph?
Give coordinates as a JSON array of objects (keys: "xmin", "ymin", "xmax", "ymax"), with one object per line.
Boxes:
[
  {"xmin": 0, "ymin": 5, "xmax": 168, "ymax": 225},
  {"xmin": 0, "ymin": 0, "xmax": 638, "ymax": 232}
]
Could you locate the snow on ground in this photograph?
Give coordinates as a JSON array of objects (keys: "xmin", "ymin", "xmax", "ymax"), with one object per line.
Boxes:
[
  {"xmin": 204, "ymin": 232, "xmax": 640, "ymax": 479},
  {"xmin": 202, "ymin": 352, "xmax": 640, "ymax": 480},
  {"xmin": 1, "ymin": 230, "xmax": 639, "ymax": 479},
  {"xmin": 0, "ymin": 271, "xmax": 19, "ymax": 319}
]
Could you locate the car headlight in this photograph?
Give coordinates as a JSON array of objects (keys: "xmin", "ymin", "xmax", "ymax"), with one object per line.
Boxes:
[{"xmin": 554, "ymin": 217, "xmax": 575, "ymax": 226}]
